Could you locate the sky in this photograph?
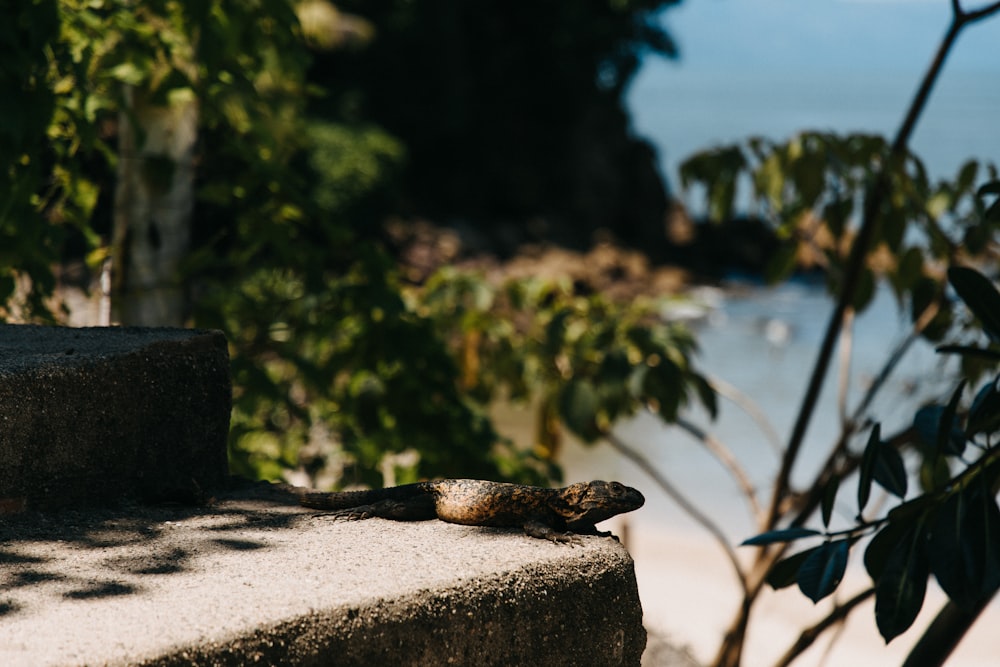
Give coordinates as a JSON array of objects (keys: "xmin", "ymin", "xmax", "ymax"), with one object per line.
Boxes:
[
  {"xmin": 655, "ymin": 0, "xmax": 1000, "ymax": 75},
  {"xmin": 626, "ymin": 0, "xmax": 1000, "ymax": 190}
]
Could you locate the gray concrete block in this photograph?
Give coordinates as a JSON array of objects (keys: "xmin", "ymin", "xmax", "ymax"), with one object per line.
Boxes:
[
  {"xmin": 0, "ymin": 324, "xmax": 230, "ymax": 511},
  {"xmin": 0, "ymin": 484, "xmax": 646, "ymax": 666}
]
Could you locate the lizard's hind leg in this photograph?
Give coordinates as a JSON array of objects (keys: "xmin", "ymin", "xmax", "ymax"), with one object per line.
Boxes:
[{"xmin": 312, "ymin": 495, "xmax": 437, "ymax": 522}]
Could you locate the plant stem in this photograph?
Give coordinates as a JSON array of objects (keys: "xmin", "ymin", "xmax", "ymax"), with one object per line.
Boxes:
[
  {"xmin": 773, "ymin": 587, "xmax": 875, "ymax": 667},
  {"xmin": 714, "ymin": 4, "xmax": 1000, "ymax": 665},
  {"xmin": 604, "ymin": 431, "xmax": 748, "ymax": 592},
  {"xmin": 765, "ymin": 13, "xmax": 963, "ymax": 533}
]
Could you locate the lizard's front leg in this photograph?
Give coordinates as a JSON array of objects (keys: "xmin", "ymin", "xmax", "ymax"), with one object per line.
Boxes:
[{"xmin": 522, "ymin": 519, "xmax": 582, "ymax": 545}]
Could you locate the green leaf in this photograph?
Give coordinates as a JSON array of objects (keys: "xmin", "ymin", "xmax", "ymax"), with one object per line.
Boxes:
[
  {"xmin": 821, "ymin": 475, "xmax": 840, "ymax": 528},
  {"xmin": 852, "ymin": 268, "xmax": 877, "ymax": 312},
  {"xmin": 977, "ymin": 180, "xmax": 1000, "ymax": 197},
  {"xmin": 912, "ymin": 391, "xmax": 966, "ymax": 458},
  {"xmin": 948, "ymin": 266, "xmax": 1000, "ymax": 344},
  {"xmin": 938, "ymin": 380, "xmax": 967, "ymax": 456},
  {"xmin": 858, "ymin": 423, "xmax": 881, "ymax": 514},
  {"xmin": 967, "ymin": 377, "xmax": 1000, "ymax": 437},
  {"xmin": 798, "ymin": 539, "xmax": 850, "ymax": 603},
  {"xmin": 927, "ymin": 487, "xmax": 1000, "ymax": 610},
  {"xmin": 741, "ymin": 527, "xmax": 821, "ymax": 547},
  {"xmin": 865, "ymin": 520, "xmax": 907, "ymax": 580},
  {"xmin": 764, "ymin": 242, "xmax": 798, "ymax": 284},
  {"xmin": 873, "ymin": 443, "xmax": 907, "ymax": 499},
  {"xmin": 693, "ymin": 375, "xmax": 718, "ymax": 420},
  {"xmin": 874, "ymin": 524, "xmax": 929, "ymax": 642},
  {"xmin": 935, "ymin": 345, "xmax": 1000, "ymax": 362},
  {"xmin": 558, "ymin": 379, "xmax": 601, "ymax": 442},
  {"xmin": 767, "ymin": 547, "xmax": 820, "ymax": 590}
]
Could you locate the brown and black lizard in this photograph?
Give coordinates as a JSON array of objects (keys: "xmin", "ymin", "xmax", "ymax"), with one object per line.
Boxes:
[{"xmin": 298, "ymin": 479, "xmax": 644, "ymax": 544}]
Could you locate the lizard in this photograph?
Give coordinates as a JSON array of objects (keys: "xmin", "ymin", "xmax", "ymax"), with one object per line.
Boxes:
[{"xmin": 298, "ymin": 479, "xmax": 644, "ymax": 544}]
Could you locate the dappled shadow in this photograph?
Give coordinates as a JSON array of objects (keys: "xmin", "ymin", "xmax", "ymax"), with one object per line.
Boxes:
[
  {"xmin": 64, "ymin": 581, "xmax": 138, "ymax": 600},
  {"xmin": 0, "ymin": 481, "xmax": 309, "ymax": 618}
]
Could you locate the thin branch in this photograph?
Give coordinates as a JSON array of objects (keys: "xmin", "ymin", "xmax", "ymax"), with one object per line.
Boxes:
[
  {"xmin": 676, "ymin": 415, "xmax": 762, "ymax": 522},
  {"xmin": 849, "ymin": 298, "xmax": 941, "ymax": 425},
  {"xmin": 962, "ymin": 1, "xmax": 1000, "ymax": 22},
  {"xmin": 837, "ymin": 308, "xmax": 854, "ymax": 424},
  {"xmin": 604, "ymin": 431, "xmax": 748, "ymax": 592},
  {"xmin": 708, "ymin": 374, "xmax": 784, "ymax": 455},
  {"xmin": 765, "ymin": 8, "xmax": 966, "ymax": 532},
  {"xmin": 773, "ymin": 587, "xmax": 876, "ymax": 667}
]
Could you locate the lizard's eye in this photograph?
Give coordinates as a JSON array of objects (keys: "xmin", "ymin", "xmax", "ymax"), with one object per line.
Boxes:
[{"xmin": 610, "ymin": 482, "xmax": 624, "ymax": 493}]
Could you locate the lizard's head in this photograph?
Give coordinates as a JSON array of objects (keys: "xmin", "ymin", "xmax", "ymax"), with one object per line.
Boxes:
[{"xmin": 556, "ymin": 480, "xmax": 644, "ymax": 526}]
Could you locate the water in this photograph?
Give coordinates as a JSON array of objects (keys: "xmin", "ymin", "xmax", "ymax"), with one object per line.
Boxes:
[
  {"xmin": 629, "ymin": 66, "xmax": 1000, "ymax": 197},
  {"xmin": 607, "ymin": 13, "xmax": 999, "ymax": 537}
]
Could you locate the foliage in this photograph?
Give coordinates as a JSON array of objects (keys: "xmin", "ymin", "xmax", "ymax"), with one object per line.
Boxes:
[
  {"xmin": 743, "ymin": 258, "xmax": 1000, "ymax": 643},
  {"xmin": 681, "ymin": 133, "xmax": 999, "ymax": 323},
  {"xmin": 3, "ymin": 2, "xmax": 708, "ymax": 489},
  {"xmin": 308, "ymin": 0, "xmax": 683, "ymax": 246},
  {"xmin": 413, "ymin": 269, "xmax": 714, "ymax": 455}
]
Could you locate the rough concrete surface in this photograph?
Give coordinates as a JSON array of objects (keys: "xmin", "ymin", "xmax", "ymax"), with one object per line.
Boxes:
[
  {"xmin": 0, "ymin": 483, "xmax": 646, "ymax": 666},
  {"xmin": 0, "ymin": 324, "xmax": 230, "ymax": 511}
]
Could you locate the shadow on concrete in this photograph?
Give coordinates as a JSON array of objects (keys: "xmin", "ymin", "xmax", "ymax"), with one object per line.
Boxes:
[{"xmin": 0, "ymin": 480, "xmax": 304, "ymax": 615}]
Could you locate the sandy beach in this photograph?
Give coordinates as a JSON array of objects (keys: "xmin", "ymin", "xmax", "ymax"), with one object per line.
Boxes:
[
  {"xmin": 628, "ymin": 526, "xmax": 1000, "ymax": 667},
  {"xmin": 491, "ymin": 401, "xmax": 1000, "ymax": 667}
]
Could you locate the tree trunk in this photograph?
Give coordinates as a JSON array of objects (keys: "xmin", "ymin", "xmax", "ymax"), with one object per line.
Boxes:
[{"xmin": 113, "ymin": 86, "xmax": 198, "ymax": 326}]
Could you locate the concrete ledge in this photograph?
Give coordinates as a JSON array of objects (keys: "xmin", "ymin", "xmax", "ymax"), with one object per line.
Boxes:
[
  {"xmin": 0, "ymin": 324, "xmax": 230, "ymax": 511},
  {"xmin": 0, "ymin": 483, "xmax": 645, "ymax": 666}
]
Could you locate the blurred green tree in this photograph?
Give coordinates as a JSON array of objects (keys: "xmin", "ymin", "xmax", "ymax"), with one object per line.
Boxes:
[
  {"xmin": 310, "ymin": 0, "xmax": 682, "ymax": 250},
  {"xmin": 2, "ymin": 0, "xmax": 712, "ymax": 492}
]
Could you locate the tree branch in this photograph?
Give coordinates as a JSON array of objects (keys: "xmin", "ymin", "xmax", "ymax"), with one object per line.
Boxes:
[
  {"xmin": 676, "ymin": 416, "xmax": 762, "ymax": 523},
  {"xmin": 773, "ymin": 587, "xmax": 875, "ymax": 667},
  {"xmin": 764, "ymin": 8, "xmax": 966, "ymax": 532},
  {"xmin": 708, "ymin": 374, "xmax": 784, "ymax": 455},
  {"xmin": 604, "ymin": 430, "xmax": 748, "ymax": 591}
]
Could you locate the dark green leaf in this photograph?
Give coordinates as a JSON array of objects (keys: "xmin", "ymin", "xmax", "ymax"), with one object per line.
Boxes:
[
  {"xmin": 798, "ymin": 539, "xmax": 850, "ymax": 603},
  {"xmin": 873, "ymin": 444, "xmax": 907, "ymax": 498},
  {"xmin": 558, "ymin": 379, "xmax": 601, "ymax": 442},
  {"xmin": 937, "ymin": 380, "xmax": 967, "ymax": 456},
  {"xmin": 694, "ymin": 375, "xmax": 718, "ymax": 420},
  {"xmin": 764, "ymin": 242, "xmax": 798, "ymax": 284},
  {"xmin": 977, "ymin": 180, "xmax": 1000, "ymax": 197},
  {"xmin": 935, "ymin": 345, "xmax": 1000, "ymax": 361},
  {"xmin": 821, "ymin": 475, "xmax": 840, "ymax": 528},
  {"xmin": 948, "ymin": 266, "xmax": 1000, "ymax": 344},
  {"xmin": 874, "ymin": 524, "xmax": 929, "ymax": 642},
  {"xmin": 927, "ymin": 487, "xmax": 1000, "ymax": 610},
  {"xmin": 741, "ymin": 527, "xmax": 822, "ymax": 547},
  {"xmin": 767, "ymin": 547, "xmax": 820, "ymax": 590},
  {"xmin": 956, "ymin": 160, "xmax": 979, "ymax": 194},
  {"xmin": 919, "ymin": 456, "xmax": 952, "ymax": 493},
  {"xmin": 912, "ymin": 389, "xmax": 966, "ymax": 458},
  {"xmin": 865, "ymin": 520, "xmax": 909, "ymax": 580},
  {"xmin": 852, "ymin": 268, "xmax": 876, "ymax": 312},
  {"xmin": 858, "ymin": 423, "xmax": 881, "ymax": 514},
  {"xmin": 967, "ymin": 377, "xmax": 1000, "ymax": 436}
]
